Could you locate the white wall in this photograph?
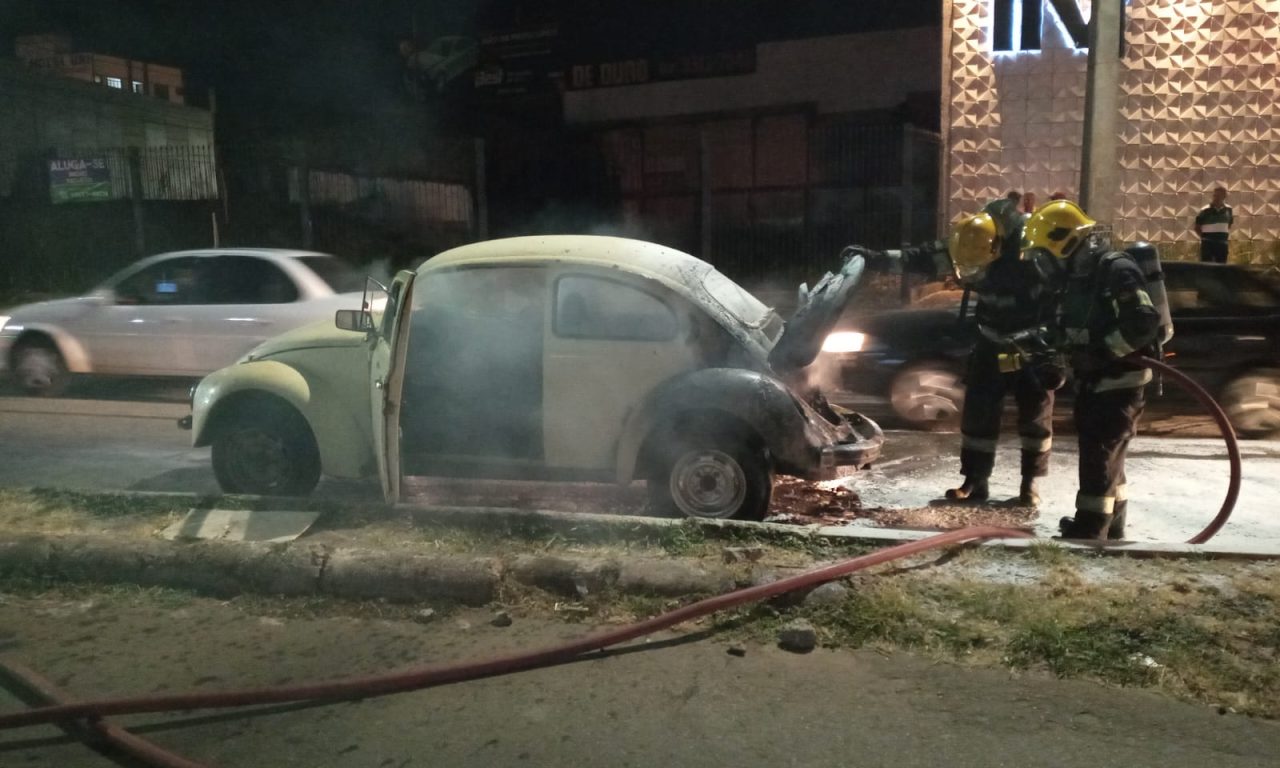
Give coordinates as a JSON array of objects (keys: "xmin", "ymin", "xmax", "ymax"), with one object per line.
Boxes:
[{"xmin": 945, "ymin": 0, "xmax": 1280, "ymax": 259}]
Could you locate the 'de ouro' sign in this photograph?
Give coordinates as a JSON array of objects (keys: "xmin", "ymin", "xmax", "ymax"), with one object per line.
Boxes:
[{"xmin": 48, "ymin": 157, "xmax": 112, "ymax": 204}]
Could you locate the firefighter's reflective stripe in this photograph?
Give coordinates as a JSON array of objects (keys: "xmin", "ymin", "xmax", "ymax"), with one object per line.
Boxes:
[
  {"xmin": 976, "ymin": 293, "xmax": 1017, "ymax": 308},
  {"xmin": 1076, "ymin": 492, "xmax": 1116, "ymax": 515},
  {"xmin": 1200, "ymin": 222, "xmax": 1230, "ymax": 234},
  {"xmin": 962, "ymin": 435, "xmax": 998, "ymax": 453},
  {"xmin": 1093, "ymin": 368, "xmax": 1153, "ymax": 392},
  {"xmin": 1114, "ymin": 483, "xmax": 1128, "ymax": 502},
  {"xmin": 1105, "ymin": 329, "xmax": 1137, "ymax": 357},
  {"xmin": 1020, "ymin": 435, "xmax": 1052, "ymax": 453}
]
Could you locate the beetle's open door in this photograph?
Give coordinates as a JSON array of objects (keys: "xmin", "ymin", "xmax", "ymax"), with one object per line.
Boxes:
[{"xmin": 370, "ymin": 270, "xmax": 416, "ymax": 502}]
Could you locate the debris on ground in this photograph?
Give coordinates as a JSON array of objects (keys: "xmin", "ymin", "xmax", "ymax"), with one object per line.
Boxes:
[
  {"xmin": 803, "ymin": 581, "xmax": 850, "ymax": 607},
  {"xmin": 727, "ymin": 645, "xmax": 747, "ymax": 657},
  {"xmin": 401, "ymin": 475, "xmax": 1036, "ymax": 532},
  {"xmin": 491, "ymin": 610, "xmax": 513, "ymax": 627},
  {"xmin": 767, "ymin": 477, "xmax": 863, "ymax": 524},
  {"xmin": 413, "ymin": 608, "xmax": 436, "ymax": 624},
  {"xmin": 722, "ymin": 545, "xmax": 766, "ymax": 564},
  {"xmin": 765, "ymin": 477, "xmax": 1036, "ymax": 530},
  {"xmin": 778, "ymin": 619, "xmax": 818, "ymax": 653}
]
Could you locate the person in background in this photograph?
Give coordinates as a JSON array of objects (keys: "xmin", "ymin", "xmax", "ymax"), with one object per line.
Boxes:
[
  {"xmin": 1194, "ymin": 185, "xmax": 1232, "ymax": 264},
  {"xmin": 1021, "ymin": 192, "xmax": 1037, "ymax": 217},
  {"xmin": 1050, "ymin": 191, "xmax": 1069, "ymax": 201}
]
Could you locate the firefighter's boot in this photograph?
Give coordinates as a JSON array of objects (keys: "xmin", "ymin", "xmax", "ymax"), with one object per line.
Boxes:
[
  {"xmin": 1057, "ymin": 511, "xmax": 1113, "ymax": 541},
  {"xmin": 1017, "ymin": 477, "xmax": 1041, "ymax": 507},
  {"xmin": 1108, "ymin": 502, "xmax": 1127, "ymax": 540},
  {"xmin": 945, "ymin": 477, "xmax": 989, "ymax": 503}
]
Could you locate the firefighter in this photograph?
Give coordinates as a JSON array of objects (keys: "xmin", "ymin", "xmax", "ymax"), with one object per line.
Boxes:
[
  {"xmin": 945, "ymin": 204, "xmax": 1059, "ymax": 506},
  {"xmin": 853, "ymin": 205, "xmax": 1060, "ymax": 506},
  {"xmin": 1021, "ymin": 200, "xmax": 1162, "ymax": 540}
]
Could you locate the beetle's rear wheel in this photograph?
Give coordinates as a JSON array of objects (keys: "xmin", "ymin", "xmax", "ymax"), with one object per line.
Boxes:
[{"xmin": 648, "ymin": 431, "xmax": 772, "ymax": 521}]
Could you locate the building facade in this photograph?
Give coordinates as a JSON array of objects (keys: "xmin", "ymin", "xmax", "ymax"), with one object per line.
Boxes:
[
  {"xmin": 943, "ymin": 0, "xmax": 1280, "ymax": 261},
  {"xmin": 15, "ymin": 34, "xmax": 187, "ymax": 105},
  {"xmin": 479, "ymin": 26, "xmax": 944, "ymax": 288}
]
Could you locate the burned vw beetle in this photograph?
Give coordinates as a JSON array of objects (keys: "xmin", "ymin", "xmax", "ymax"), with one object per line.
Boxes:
[{"xmin": 187, "ymin": 236, "xmax": 882, "ymax": 520}]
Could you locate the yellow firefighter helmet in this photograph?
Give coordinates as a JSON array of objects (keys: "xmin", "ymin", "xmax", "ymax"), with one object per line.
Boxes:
[
  {"xmin": 1021, "ymin": 200, "xmax": 1096, "ymax": 259},
  {"xmin": 948, "ymin": 212, "xmax": 1000, "ymax": 284}
]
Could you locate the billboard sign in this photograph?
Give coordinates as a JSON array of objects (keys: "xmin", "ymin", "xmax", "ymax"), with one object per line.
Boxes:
[
  {"xmin": 566, "ymin": 49, "xmax": 756, "ymax": 91},
  {"xmin": 474, "ymin": 24, "xmax": 561, "ymax": 100},
  {"xmin": 49, "ymin": 157, "xmax": 112, "ymax": 203}
]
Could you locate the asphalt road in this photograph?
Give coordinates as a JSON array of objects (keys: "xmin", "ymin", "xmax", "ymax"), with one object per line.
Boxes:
[{"xmin": 1, "ymin": 387, "xmax": 1278, "ymax": 547}]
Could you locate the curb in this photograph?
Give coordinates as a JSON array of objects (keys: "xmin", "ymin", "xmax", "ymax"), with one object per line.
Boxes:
[
  {"xmin": 401, "ymin": 504, "xmax": 1280, "ymax": 561},
  {"xmin": 0, "ymin": 532, "xmax": 740, "ymax": 606},
  {"xmin": 43, "ymin": 490, "xmax": 1280, "ymax": 560}
]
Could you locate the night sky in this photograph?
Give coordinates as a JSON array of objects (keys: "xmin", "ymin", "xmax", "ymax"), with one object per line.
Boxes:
[{"xmin": 0, "ymin": 0, "xmax": 940, "ymax": 140}]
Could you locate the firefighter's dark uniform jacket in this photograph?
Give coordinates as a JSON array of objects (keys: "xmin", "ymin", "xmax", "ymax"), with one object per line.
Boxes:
[
  {"xmin": 959, "ymin": 251, "xmax": 1057, "ymax": 481},
  {"xmin": 1060, "ymin": 246, "xmax": 1162, "ymax": 520},
  {"xmin": 879, "ymin": 238, "xmax": 1056, "ymax": 481}
]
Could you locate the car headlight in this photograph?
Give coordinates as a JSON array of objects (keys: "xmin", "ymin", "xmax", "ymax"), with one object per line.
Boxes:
[
  {"xmin": 0, "ymin": 315, "xmax": 10, "ymax": 332},
  {"xmin": 822, "ymin": 331, "xmax": 866, "ymax": 354}
]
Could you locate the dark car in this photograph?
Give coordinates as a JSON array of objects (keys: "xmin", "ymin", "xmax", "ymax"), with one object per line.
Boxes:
[{"xmin": 821, "ymin": 262, "xmax": 1280, "ymax": 438}]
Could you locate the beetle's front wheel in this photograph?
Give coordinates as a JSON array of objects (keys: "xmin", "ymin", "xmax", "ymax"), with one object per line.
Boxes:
[{"xmin": 211, "ymin": 403, "xmax": 320, "ymax": 496}]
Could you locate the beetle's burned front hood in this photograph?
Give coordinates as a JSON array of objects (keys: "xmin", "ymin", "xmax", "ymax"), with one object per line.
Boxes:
[
  {"xmin": 242, "ymin": 319, "xmax": 367, "ymax": 362},
  {"xmin": 768, "ymin": 253, "xmax": 867, "ymax": 373}
]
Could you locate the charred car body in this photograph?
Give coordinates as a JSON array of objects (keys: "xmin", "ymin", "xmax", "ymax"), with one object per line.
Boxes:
[{"xmin": 185, "ymin": 236, "xmax": 882, "ymax": 520}]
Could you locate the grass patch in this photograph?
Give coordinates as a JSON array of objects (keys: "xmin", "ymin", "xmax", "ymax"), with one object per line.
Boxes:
[{"xmin": 721, "ymin": 560, "xmax": 1280, "ymax": 718}]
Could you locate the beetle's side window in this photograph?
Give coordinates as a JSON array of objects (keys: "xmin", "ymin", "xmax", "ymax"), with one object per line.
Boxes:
[{"xmin": 554, "ymin": 275, "xmax": 677, "ymax": 342}]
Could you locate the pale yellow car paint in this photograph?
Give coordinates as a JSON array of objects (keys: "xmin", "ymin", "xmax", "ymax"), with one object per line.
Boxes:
[
  {"xmin": 541, "ymin": 264, "xmax": 702, "ymax": 472},
  {"xmin": 195, "ymin": 235, "xmax": 788, "ymax": 491},
  {"xmin": 423, "ymin": 236, "xmax": 776, "ymax": 359},
  {"xmin": 192, "ymin": 336, "xmax": 377, "ymax": 479}
]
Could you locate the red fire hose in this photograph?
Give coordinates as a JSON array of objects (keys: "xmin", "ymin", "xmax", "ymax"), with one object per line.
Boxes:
[
  {"xmin": 0, "ymin": 526, "xmax": 1029, "ymax": 732},
  {"xmin": 1137, "ymin": 355, "xmax": 1242, "ymax": 544}
]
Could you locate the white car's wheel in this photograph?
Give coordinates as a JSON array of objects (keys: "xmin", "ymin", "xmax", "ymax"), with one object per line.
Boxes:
[
  {"xmin": 889, "ymin": 363, "xmax": 964, "ymax": 430},
  {"xmin": 1221, "ymin": 369, "xmax": 1280, "ymax": 439},
  {"xmin": 11, "ymin": 337, "xmax": 69, "ymax": 397}
]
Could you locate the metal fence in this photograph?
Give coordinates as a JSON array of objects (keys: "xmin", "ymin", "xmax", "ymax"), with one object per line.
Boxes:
[
  {"xmin": 0, "ymin": 145, "xmax": 219, "ymax": 201},
  {"xmin": 579, "ymin": 114, "xmax": 941, "ymax": 288},
  {"xmin": 0, "ymin": 139, "xmax": 481, "ymax": 295}
]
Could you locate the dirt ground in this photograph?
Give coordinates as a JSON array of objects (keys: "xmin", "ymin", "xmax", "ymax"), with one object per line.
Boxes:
[{"xmin": 1, "ymin": 588, "xmax": 1278, "ymax": 768}]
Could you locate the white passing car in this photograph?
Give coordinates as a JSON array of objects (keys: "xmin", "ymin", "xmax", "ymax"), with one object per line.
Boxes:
[
  {"xmin": 186, "ymin": 235, "xmax": 884, "ymax": 521},
  {"xmin": 0, "ymin": 249, "xmax": 365, "ymax": 395}
]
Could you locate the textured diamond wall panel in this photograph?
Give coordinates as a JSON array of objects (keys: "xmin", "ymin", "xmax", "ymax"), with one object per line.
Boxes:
[{"xmin": 947, "ymin": 1, "xmax": 1280, "ymax": 259}]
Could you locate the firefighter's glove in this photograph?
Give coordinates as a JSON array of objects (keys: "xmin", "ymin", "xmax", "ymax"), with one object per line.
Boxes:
[
  {"xmin": 1032, "ymin": 358, "xmax": 1068, "ymax": 391},
  {"xmin": 842, "ymin": 245, "xmax": 895, "ymax": 273}
]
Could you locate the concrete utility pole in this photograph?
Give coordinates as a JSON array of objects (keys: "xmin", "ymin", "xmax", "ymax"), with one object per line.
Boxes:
[{"xmin": 1079, "ymin": 0, "xmax": 1124, "ymax": 222}]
